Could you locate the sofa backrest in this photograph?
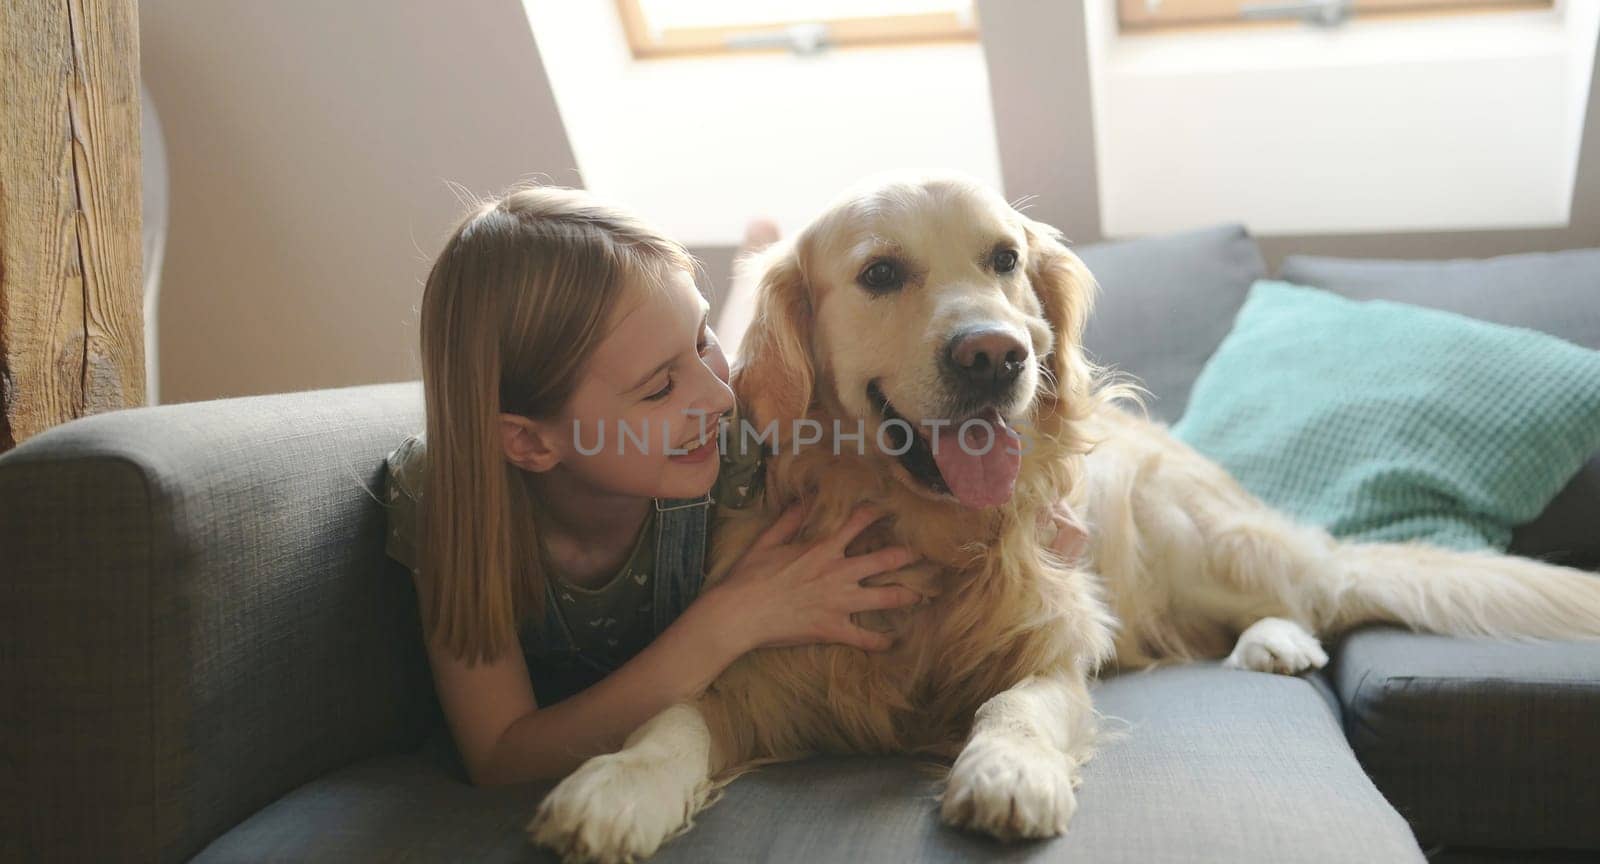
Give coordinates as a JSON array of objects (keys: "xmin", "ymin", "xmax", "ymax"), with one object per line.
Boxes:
[{"xmin": 1076, "ymin": 223, "xmax": 1268, "ymax": 425}]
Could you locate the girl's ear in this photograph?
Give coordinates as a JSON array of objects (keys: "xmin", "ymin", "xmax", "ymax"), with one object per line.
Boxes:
[
  {"xmin": 1023, "ymin": 217, "xmax": 1098, "ymax": 419},
  {"xmin": 499, "ymin": 413, "xmax": 564, "ymax": 473},
  {"xmin": 731, "ymin": 239, "xmax": 815, "ymax": 426}
]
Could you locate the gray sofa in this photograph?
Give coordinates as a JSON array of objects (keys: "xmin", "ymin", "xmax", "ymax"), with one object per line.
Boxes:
[{"xmin": 4, "ymin": 225, "xmax": 1598, "ymax": 863}]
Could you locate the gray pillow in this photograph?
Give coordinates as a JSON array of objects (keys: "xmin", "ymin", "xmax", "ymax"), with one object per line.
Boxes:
[
  {"xmin": 1281, "ymin": 248, "xmax": 1600, "ymax": 567},
  {"xmin": 1076, "ymin": 224, "xmax": 1267, "ymax": 424}
]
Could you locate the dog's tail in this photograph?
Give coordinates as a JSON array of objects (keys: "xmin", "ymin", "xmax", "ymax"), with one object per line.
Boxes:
[{"xmin": 1316, "ymin": 541, "xmax": 1600, "ymax": 640}]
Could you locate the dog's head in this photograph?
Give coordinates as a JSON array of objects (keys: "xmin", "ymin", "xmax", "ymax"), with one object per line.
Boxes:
[{"xmin": 734, "ymin": 176, "xmax": 1100, "ymax": 510}]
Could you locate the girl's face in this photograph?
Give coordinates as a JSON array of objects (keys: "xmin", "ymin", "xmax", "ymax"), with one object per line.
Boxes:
[{"xmin": 541, "ymin": 268, "xmax": 736, "ymax": 500}]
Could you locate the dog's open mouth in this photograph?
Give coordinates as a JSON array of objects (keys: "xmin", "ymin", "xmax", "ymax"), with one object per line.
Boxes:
[{"xmin": 867, "ymin": 380, "xmax": 1022, "ymax": 510}]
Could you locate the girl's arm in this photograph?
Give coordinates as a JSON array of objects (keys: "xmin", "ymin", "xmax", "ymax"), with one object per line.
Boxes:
[
  {"xmin": 435, "ymin": 505, "xmax": 921, "ymax": 786},
  {"xmin": 429, "ymin": 585, "xmax": 748, "ymax": 786}
]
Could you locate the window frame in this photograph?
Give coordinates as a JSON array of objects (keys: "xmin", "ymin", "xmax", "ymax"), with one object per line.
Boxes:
[
  {"xmin": 1117, "ymin": 0, "xmax": 1554, "ymax": 33},
  {"xmin": 614, "ymin": 0, "xmax": 979, "ymax": 59}
]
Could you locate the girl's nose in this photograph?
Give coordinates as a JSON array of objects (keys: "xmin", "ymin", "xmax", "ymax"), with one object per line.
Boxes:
[{"xmin": 690, "ymin": 357, "xmax": 736, "ymax": 419}]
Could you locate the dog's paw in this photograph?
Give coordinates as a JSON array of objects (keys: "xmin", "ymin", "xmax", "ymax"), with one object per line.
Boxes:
[
  {"xmin": 527, "ymin": 750, "xmax": 698, "ymax": 864},
  {"xmin": 940, "ymin": 732, "xmax": 1077, "ymax": 841},
  {"xmin": 1223, "ymin": 617, "xmax": 1328, "ymax": 675}
]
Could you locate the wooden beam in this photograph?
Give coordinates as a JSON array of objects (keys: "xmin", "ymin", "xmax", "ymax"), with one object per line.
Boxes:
[{"xmin": 1, "ymin": 0, "xmax": 144, "ymax": 452}]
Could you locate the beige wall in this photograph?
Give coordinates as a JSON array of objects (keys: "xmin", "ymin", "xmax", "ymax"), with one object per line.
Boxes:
[
  {"xmin": 143, "ymin": 1, "xmax": 1599, "ymax": 404},
  {"xmin": 140, "ymin": 0, "xmax": 578, "ymax": 404}
]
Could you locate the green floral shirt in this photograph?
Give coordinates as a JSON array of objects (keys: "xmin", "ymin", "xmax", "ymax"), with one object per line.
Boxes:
[{"xmin": 382, "ymin": 410, "xmax": 764, "ymax": 667}]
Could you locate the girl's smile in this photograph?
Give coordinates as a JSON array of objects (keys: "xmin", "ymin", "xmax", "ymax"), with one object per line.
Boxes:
[{"xmin": 669, "ymin": 433, "xmax": 719, "ymax": 465}]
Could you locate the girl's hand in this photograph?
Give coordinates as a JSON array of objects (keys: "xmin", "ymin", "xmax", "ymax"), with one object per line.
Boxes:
[{"xmin": 712, "ymin": 504, "xmax": 923, "ymax": 654}]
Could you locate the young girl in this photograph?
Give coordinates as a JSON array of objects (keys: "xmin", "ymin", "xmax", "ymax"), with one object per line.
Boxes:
[{"xmin": 381, "ymin": 186, "xmax": 927, "ymax": 787}]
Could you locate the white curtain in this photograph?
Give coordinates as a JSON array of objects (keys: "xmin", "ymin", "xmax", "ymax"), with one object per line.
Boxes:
[{"xmin": 140, "ymin": 84, "xmax": 168, "ymax": 406}]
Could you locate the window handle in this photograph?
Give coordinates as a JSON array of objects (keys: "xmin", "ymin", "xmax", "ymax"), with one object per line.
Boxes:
[
  {"xmin": 1240, "ymin": 0, "xmax": 1352, "ymax": 26},
  {"xmin": 724, "ymin": 22, "xmax": 831, "ymax": 56}
]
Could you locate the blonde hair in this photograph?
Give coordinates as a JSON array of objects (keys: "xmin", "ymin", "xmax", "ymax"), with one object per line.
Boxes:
[{"xmin": 418, "ymin": 185, "xmax": 695, "ymax": 664}]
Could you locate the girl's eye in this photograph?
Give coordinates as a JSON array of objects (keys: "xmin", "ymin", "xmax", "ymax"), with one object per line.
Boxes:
[
  {"xmin": 992, "ymin": 249, "xmax": 1019, "ymax": 273},
  {"xmin": 645, "ymin": 376, "xmax": 675, "ymax": 402}
]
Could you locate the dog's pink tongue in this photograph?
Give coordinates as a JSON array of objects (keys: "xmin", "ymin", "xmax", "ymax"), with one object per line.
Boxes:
[{"xmin": 932, "ymin": 409, "xmax": 1022, "ymax": 509}]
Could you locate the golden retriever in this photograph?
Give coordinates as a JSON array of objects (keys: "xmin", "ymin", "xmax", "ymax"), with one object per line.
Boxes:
[{"xmin": 528, "ymin": 176, "xmax": 1600, "ymax": 863}]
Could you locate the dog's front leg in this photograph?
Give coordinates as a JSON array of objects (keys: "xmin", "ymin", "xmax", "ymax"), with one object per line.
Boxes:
[
  {"xmin": 527, "ymin": 698, "xmax": 727, "ymax": 863},
  {"xmin": 940, "ymin": 671, "xmax": 1096, "ymax": 842}
]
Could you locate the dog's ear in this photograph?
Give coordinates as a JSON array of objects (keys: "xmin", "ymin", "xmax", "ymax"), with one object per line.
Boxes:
[
  {"xmin": 1023, "ymin": 217, "xmax": 1098, "ymax": 418},
  {"xmin": 732, "ymin": 239, "xmax": 815, "ymax": 425}
]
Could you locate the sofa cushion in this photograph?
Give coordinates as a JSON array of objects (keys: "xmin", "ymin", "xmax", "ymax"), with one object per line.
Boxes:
[
  {"xmin": 192, "ymin": 664, "xmax": 1422, "ymax": 863},
  {"xmin": 1333, "ymin": 628, "xmax": 1600, "ymax": 850},
  {"xmin": 1280, "ymin": 249, "xmax": 1600, "ymax": 567},
  {"xmin": 1077, "ymin": 224, "xmax": 1267, "ymax": 424},
  {"xmin": 1171, "ymin": 281, "xmax": 1600, "ymax": 551}
]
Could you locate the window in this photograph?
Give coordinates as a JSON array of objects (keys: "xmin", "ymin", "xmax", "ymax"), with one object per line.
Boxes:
[
  {"xmin": 615, "ymin": 0, "xmax": 977, "ymax": 59},
  {"xmin": 1119, "ymin": 0, "xmax": 1553, "ymax": 32}
]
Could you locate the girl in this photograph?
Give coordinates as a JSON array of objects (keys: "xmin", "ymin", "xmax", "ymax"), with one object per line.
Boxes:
[{"xmin": 382, "ymin": 185, "xmax": 927, "ymax": 787}]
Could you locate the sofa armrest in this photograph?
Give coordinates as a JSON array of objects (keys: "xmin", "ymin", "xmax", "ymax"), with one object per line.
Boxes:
[
  {"xmin": 1333, "ymin": 628, "xmax": 1600, "ymax": 851},
  {"xmin": 0, "ymin": 383, "xmax": 437, "ymax": 863}
]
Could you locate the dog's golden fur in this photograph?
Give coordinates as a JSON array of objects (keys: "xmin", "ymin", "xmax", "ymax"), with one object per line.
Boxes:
[
  {"xmin": 693, "ymin": 184, "xmax": 1119, "ymax": 764},
  {"xmin": 529, "ymin": 176, "xmax": 1600, "ymax": 863}
]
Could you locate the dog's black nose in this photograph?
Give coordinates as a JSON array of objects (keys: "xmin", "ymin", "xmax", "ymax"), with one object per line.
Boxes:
[{"xmin": 945, "ymin": 328, "xmax": 1028, "ymax": 394}]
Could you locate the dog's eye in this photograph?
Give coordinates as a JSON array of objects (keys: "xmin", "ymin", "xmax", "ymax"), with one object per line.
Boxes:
[
  {"xmin": 992, "ymin": 249, "xmax": 1019, "ymax": 273},
  {"xmin": 859, "ymin": 260, "xmax": 903, "ymax": 293}
]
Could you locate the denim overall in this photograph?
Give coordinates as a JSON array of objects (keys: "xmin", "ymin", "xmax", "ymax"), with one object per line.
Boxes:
[{"xmin": 518, "ymin": 493, "xmax": 713, "ymax": 705}]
